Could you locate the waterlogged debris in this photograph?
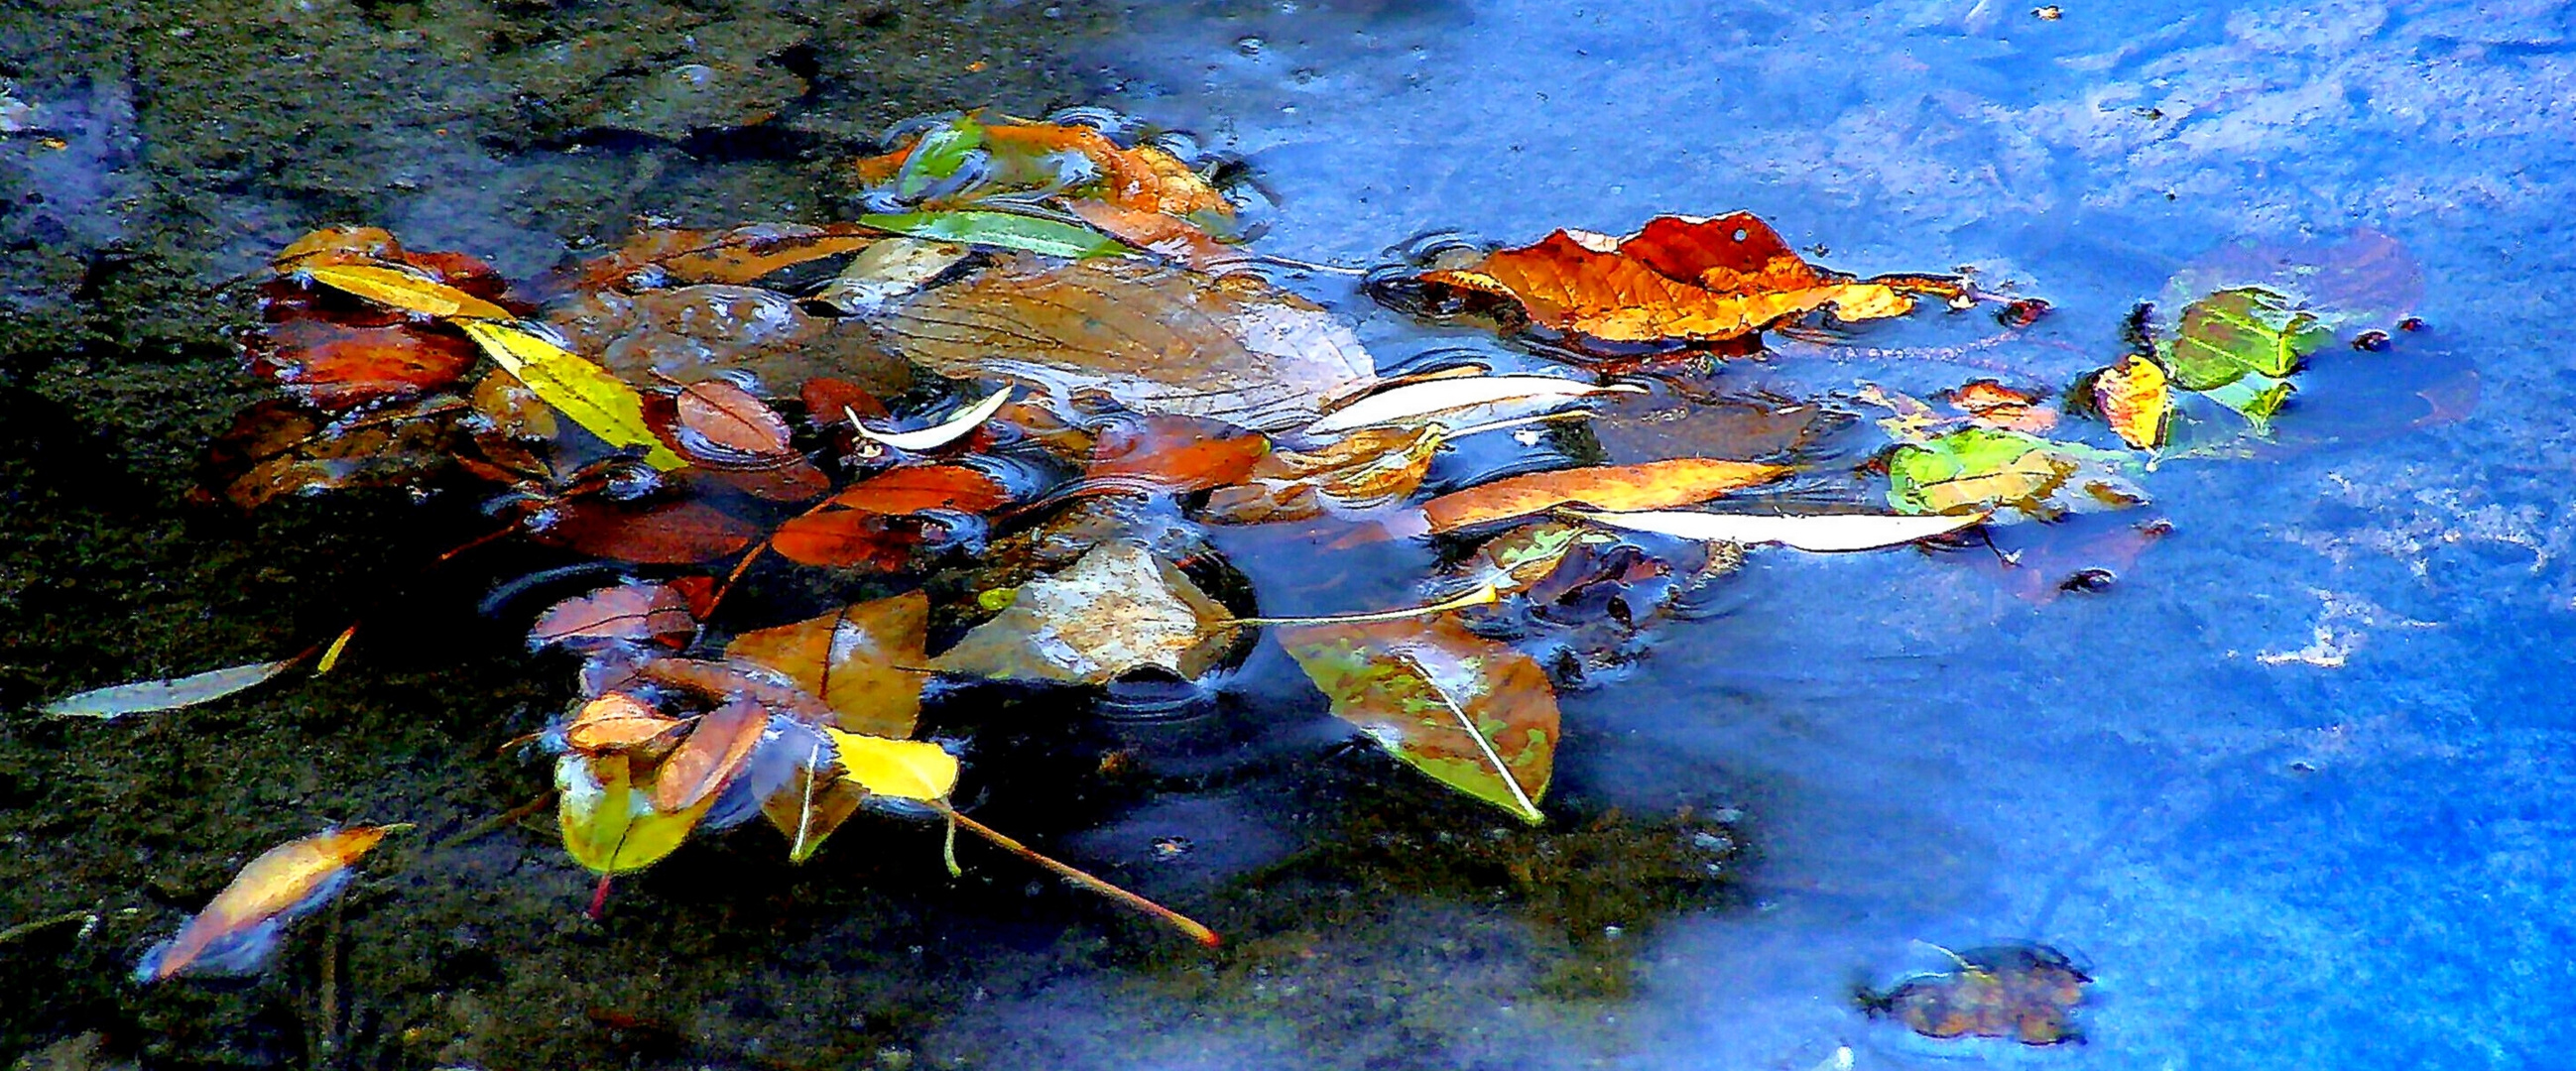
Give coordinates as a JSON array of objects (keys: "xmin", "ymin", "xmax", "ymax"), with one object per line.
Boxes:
[
  {"xmin": 824, "ymin": 729, "xmax": 958, "ymax": 801},
  {"xmin": 550, "ymin": 284, "xmax": 914, "ymax": 397},
  {"xmin": 136, "ymin": 826, "xmax": 397, "ymax": 983},
  {"xmin": 557, "ymin": 753, "xmax": 714, "ymax": 875},
  {"xmin": 856, "ymin": 114, "xmax": 1232, "ymax": 220},
  {"xmin": 1394, "ymin": 213, "xmax": 1966, "ymax": 348},
  {"xmin": 1859, "ymin": 944, "xmax": 2092, "ymax": 1045},
  {"xmin": 1566, "ymin": 510, "xmax": 1987, "ymax": 552},
  {"xmin": 772, "ymin": 465, "xmax": 1009, "ymax": 568},
  {"xmin": 1204, "ymin": 425, "xmax": 1443, "ymax": 524},
  {"xmin": 1280, "ymin": 615, "xmax": 1558, "ymax": 824},
  {"xmin": 1305, "ymin": 374, "xmax": 1643, "ymax": 436},
  {"xmin": 857, "ymin": 210, "xmax": 1131, "ymax": 260},
  {"xmin": 933, "ymin": 541, "xmax": 1233, "ymax": 684},
  {"xmin": 725, "ymin": 592, "xmax": 930, "ymax": 738},
  {"xmin": 1887, "ymin": 428, "xmax": 2144, "ymax": 521},
  {"xmin": 873, "ymin": 255, "xmax": 1377, "ymax": 432},
  {"xmin": 1421, "ymin": 457, "xmax": 1788, "ymax": 533},
  {"xmin": 44, "ymin": 656, "xmax": 303, "ymax": 720},
  {"xmin": 459, "ymin": 320, "xmax": 686, "ymax": 472},
  {"xmin": 852, "ymin": 388, "xmax": 1017, "ymax": 452}
]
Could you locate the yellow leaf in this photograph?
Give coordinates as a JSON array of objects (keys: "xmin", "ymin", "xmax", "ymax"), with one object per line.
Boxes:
[
  {"xmin": 305, "ymin": 263, "xmax": 515, "ymax": 322},
  {"xmin": 556, "ymin": 753, "xmax": 712, "ymax": 875},
  {"xmin": 824, "ymin": 730, "xmax": 958, "ymax": 801},
  {"xmin": 459, "ymin": 320, "xmax": 687, "ymax": 472},
  {"xmin": 2093, "ymin": 353, "xmax": 2171, "ymax": 450},
  {"xmin": 136, "ymin": 825, "xmax": 398, "ymax": 982}
]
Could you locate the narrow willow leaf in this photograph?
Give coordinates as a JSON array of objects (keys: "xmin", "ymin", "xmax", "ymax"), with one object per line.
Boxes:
[
  {"xmin": 304, "ymin": 264, "xmax": 514, "ymax": 322},
  {"xmin": 458, "ymin": 320, "xmax": 686, "ymax": 472},
  {"xmin": 852, "ymin": 388, "xmax": 1016, "ymax": 452},
  {"xmin": 1564, "ymin": 509, "xmax": 1987, "ymax": 552},
  {"xmin": 136, "ymin": 826, "xmax": 399, "ymax": 982},
  {"xmin": 1305, "ymin": 375, "xmax": 1643, "ymax": 435},
  {"xmin": 44, "ymin": 657, "xmax": 302, "ymax": 719},
  {"xmin": 857, "ymin": 211, "xmax": 1130, "ymax": 259}
]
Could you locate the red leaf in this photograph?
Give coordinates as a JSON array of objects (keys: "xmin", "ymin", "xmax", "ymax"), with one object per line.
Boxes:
[
  {"xmin": 685, "ymin": 460, "xmax": 831, "ymax": 504},
  {"xmin": 771, "ymin": 510, "xmax": 917, "ymax": 569},
  {"xmin": 800, "ymin": 377, "xmax": 888, "ymax": 421},
  {"xmin": 530, "ymin": 581, "xmax": 697, "ymax": 652},
  {"xmin": 243, "ymin": 319, "xmax": 481, "ymax": 410},
  {"xmin": 536, "ymin": 499, "xmax": 760, "ymax": 564},
  {"xmin": 649, "ymin": 697, "xmax": 768, "ymax": 811},
  {"xmin": 822, "ymin": 464, "xmax": 1009, "ymax": 515},
  {"xmin": 1087, "ymin": 416, "xmax": 1272, "ymax": 491},
  {"xmin": 675, "ymin": 380, "xmax": 794, "ymax": 462}
]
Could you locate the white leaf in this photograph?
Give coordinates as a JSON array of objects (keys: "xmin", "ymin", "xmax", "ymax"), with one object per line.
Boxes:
[
  {"xmin": 43, "ymin": 658, "xmax": 303, "ymax": 719},
  {"xmin": 1304, "ymin": 375, "xmax": 1642, "ymax": 436},
  {"xmin": 852, "ymin": 387, "xmax": 1016, "ymax": 452},
  {"xmin": 1564, "ymin": 509, "xmax": 1986, "ymax": 552}
]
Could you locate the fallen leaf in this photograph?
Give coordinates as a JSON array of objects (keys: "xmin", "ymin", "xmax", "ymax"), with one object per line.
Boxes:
[
  {"xmin": 549, "ymin": 284, "xmax": 913, "ymax": 398},
  {"xmin": 135, "ymin": 826, "xmax": 395, "ymax": 982},
  {"xmin": 932, "ymin": 541, "xmax": 1234, "ymax": 684},
  {"xmin": 2161, "ymin": 287, "xmax": 2329, "ymax": 391},
  {"xmin": 1944, "ymin": 379, "xmax": 2059, "ymax": 435},
  {"xmin": 871, "ymin": 255, "xmax": 1377, "ymax": 432},
  {"xmin": 44, "ymin": 657, "xmax": 303, "ymax": 719},
  {"xmin": 241, "ymin": 319, "xmax": 481, "ymax": 411},
  {"xmin": 649, "ymin": 697, "xmax": 771, "ymax": 812},
  {"xmin": 532, "ymin": 497, "xmax": 760, "ymax": 564},
  {"xmin": 761, "ymin": 750, "xmax": 867, "ymax": 863},
  {"xmin": 635, "ymin": 657, "xmax": 835, "ymax": 725},
  {"xmin": 1861, "ymin": 944, "xmax": 2091, "ymax": 1045},
  {"xmin": 577, "ymin": 222, "xmax": 883, "ymax": 291},
  {"xmin": 199, "ymin": 398, "xmax": 464, "ymax": 509},
  {"xmin": 853, "ymin": 389, "xmax": 1017, "ymax": 452},
  {"xmin": 2091, "ymin": 354, "xmax": 2170, "ymax": 450},
  {"xmin": 529, "ymin": 582, "xmax": 696, "ymax": 653},
  {"xmin": 304, "ymin": 264, "xmax": 516, "ymax": 322},
  {"xmin": 1887, "ymin": 428, "xmax": 2144, "ymax": 521},
  {"xmin": 857, "ymin": 115, "xmax": 1230, "ymax": 219},
  {"xmin": 458, "ymin": 320, "xmax": 686, "ymax": 472},
  {"xmin": 809, "ymin": 237, "xmax": 973, "ymax": 315},
  {"xmin": 1278, "ymin": 615, "xmax": 1557, "ymax": 824},
  {"xmin": 1405, "ymin": 214, "xmax": 1960, "ymax": 347},
  {"xmin": 1203, "ymin": 425, "xmax": 1444, "ymax": 524},
  {"xmin": 1064, "ymin": 199, "xmax": 1244, "ymax": 271},
  {"xmin": 1421, "ymin": 457, "xmax": 1787, "ymax": 533},
  {"xmin": 725, "ymin": 592, "xmax": 930, "ymax": 738},
  {"xmin": 557, "ymin": 753, "xmax": 713, "ymax": 875},
  {"xmin": 1565, "ymin": 509, "xmax": 1987, "ymax": 552},
  {"xmin": 561, "ymin": 692, "xmax": 686, "ymax": 755},
  {"xmin": 822, "ymin": 464, "xmax": 1011, "ymax": 515},
  {"xmin": 674, "ymin": 380, "xmax": 794, "ymax": 463},
  {"xmin": 1306, "ymin": 374, "xmax": 1643, "ymax": 436},
  {"xmin": 824, "ymin": 729, "xmax": 959, "ymax": 801},
  {"xmin": 858, "ymin": 210, "xmax": 1131, "ymax": 260},
  {"xmin": 771, "ymin": 511, "xmax": 919, "ymax": 570},
  {"xmin": 272, "ymin": 226, "xmax": 404, "ymax": 270},
  {"xmin": 1086, "ymin": 415, "xmax": 1272, "ymax": 491}
]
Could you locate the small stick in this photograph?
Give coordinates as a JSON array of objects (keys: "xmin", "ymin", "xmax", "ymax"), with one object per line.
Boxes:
[
  {"xmin": 936, "ymin": 804, "xmax": 1219, "ymax": 948},
  {"xmin": 433, "ymin": 792, "xmax": 557, "ymax": 851}
]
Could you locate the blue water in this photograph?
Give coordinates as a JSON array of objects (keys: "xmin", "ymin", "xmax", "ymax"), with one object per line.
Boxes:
[{"xmin": 911, "ymin": 4, "xmax": 2576, "ymax": 1068}]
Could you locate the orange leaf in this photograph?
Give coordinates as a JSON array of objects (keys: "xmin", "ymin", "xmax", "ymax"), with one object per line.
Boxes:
[
  {"xmin": 1064, "ymin": 200, "xmax": 1246, "ymax": 271},
  {"xmin": 136, "ymin": 827, "xmax": 395, "ymax": 982},
  {"xmin": 578, "ymin": 223, "xmax": 884, "ymax": 290},
  {"xmin": 1087, "ymin": 416, "xmax": 1272, "ymax": 491},
  {"xmin": 1412, "ymin": 213, "xmax": 1958, "ymax": 347},
  {"xmin": 636, "ymin": 657, "xmax": 835, "ymax": 724},
  {"xmin": 562, "ymin": 692, "xmax": 686, "ymax": 755},
  {"xmin": 824, "ymin": 464, "xmax": 1010, "ymax": 515},
  {"xmin": 649, "ymin": 697, "xmax": 768, "ymax": 812},
  {"xmin": 674, "ymin": 380, "xmax": 794, "ymax": 462},
  {"xmin": 242, "ymin": 319, "xmax": 481, "ymax": 411},
  {"xmin": 1420, "ymin": 457, "xmax": 1788, "ymax": 533},
  {"xmin": 724, "ymin": 592, "xmax": 930, "ymax": 738},
  {"xmin": 2093, "ymin": 354, "xmax": 2171, "ymax": 450},
  {"xmin": 771, "ymin": 510, "xmax": 918, "ymax": 569},
  {"xmin": 857, "ymin": 119, "xmax": 1231, "ymax": 219},
  {"xmin": 800, "ymin": 377, "xmax": 888, "ymax": 420},
  {"xmin": 534, "ymin": 499, "xmax": 760, "ymax": 564}
]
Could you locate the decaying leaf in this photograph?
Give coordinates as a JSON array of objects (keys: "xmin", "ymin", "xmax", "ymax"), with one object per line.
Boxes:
[
  {"xmin": 673, "ymin": 380, "xmax": 794, "ymax": 464},
  {"xmin": 1279, "ymin": 615, "xmax": 1558, "ymax": 824},
  {"xmin": 199, "ymin": 398, "xmax": 464, "ymax": 510},
  {"xmin": 529, "ymin": 581, "xmax": 696, "ymax": 653},
  {"xmin": 1203, "ymin": 425, "xmax": 1444, "ymax": 524},
  {"xmin": 650, "ymin": 697, "xmax": 772, "ymax": 812},
  {"xmin": 557, "ymin": 753, "xmax": 713, "ymax": 875},
  {"xmin": 136, "ymin": 826, "xmax": 396, "ymax": 982},
  {"xmin": 725, "ymin": 592, "xmax": 930, "ymax": 738},
  {"xmin": 871, "ymin": 255, "xmax": 1377, "ymax": 432},
  {"xmin": 810, "ymin": 237, "xmax": 974, "ymax": 314},
  {"xmin": 1565, "ymin": 509, "xmax": 1986, "ymax": 552},
  {"xmin": 1404, "ymin": 214, "xmax": 1962, "ymax": 347},
  {"xmin": 1944, "ymin": 380, "xmax": 2059, "ymax": 435},
  {"xmin": 1306, "ymin": 374, "xmax": 1642, "ymax": 436},
  {"xmin": 44, "ymin": 656, "xmax": 303, "ymax": 720},
  {"xmin": 531, "ymin": 498, "xmax": 760, "ymax": 564},
  {"xmin": 1087, "ymin": 415, "xmax": 1272, "ymax": 492},
  {"xmin": 459, "ymin": 321, "xmax": 686, "ymax": 472},
  {"xmin": 1420, "ymin": 457, "xmax": 1787, "ymax": 533},
  {"xmin": 1860, "ymin": 944, "xmax": 2091, "ymax": 1045},
  {"xmin": 2092, "ymin": 354, "xmax": 2171, "ymax": 450},
  {"xmin": 577, "ymin": 222, "xmax": 883, "ymax": 291},
  {"xmin": 855, "ymin": 115, "xmax": 1231, "ymax": 220},
  {"xmin": 932, "ymin": 541, "xmax": 1233, "ymax": 684},
  {"xmin": 1887, "ymin": 428, "xmax": 2144, "ymax": 521},
  {"xmin": 824, "ymin": 729, "xmax": 959, "ymax": 801},
  {"xmin": 241, "ymin": 319, "xmax": 481, "ymax": 411},
  {"xmin": 548, "ymin": 284, "xmax": 913, "ymax": 397},
  {"xmin": 2161, "ymin": 287, "xmax": 2329, "ymax": 391},
  {"xmin": 857, "ymin": 210, "xmax": 1130, "ymax": 260},
  {"xmin": 761, "ymin": 752, "xmax": 866, "ymax": 864}
]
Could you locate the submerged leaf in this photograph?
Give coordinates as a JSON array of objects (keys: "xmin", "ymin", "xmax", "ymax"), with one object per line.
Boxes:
[
  {"xmin": 1887, "ymin": 428, "xmax": 2144, "ymax": 521},
  {"xmin": 532, "ymin": 498, "xmax": 760, "ymax": 564},
  {"xmin": 1279, "ymin": 616, "xmax": 1557, "ymax": 824},
  {"xmin": 557, "ymin": 753, "xmax": 712, "ymax": 875},
  {"xmin": 932, "ymin": 541, "xmax": 1233, "ymax": 684},
  {"xmin": 577, "ymin": 223, "xmax": 883, "ymax": 290},
  {"xmin": 761, "ymin": 752, "xmax": 866, "ymax": 864},
  {"xmin": 857, "ymin": 211, "xmax": 1130, "ymax": 260},
  {"xmin": 529, "ymin": 582, "xmax": 695, "ymax": 653},
  {"xmin": 725, "ymin": 592, "xmax": 930, "ymax": 738},
  {"xmin": 872, "ymin": 255, "xmax": 1377, "ymax": 432},
  {"xmin": 242, "ymin": 319, "xmax": 480, "ymax": 411},
  {"xmin": 136, "ymin": 826, "xmax": 395, "ymax": 982},
  {"xmin": 825, "ymin": 730, "xmax": 959, "ymax": 801},
  {"xmin": 1306, "ymin": 374, "xmax": 1642, "ymax": 436},
  {"xmin": 2161, "ymin": 287, "xmax": 2330, "ymax": 391},
  {"xmin": 561, "ymin": 692, "xmax": 685, "ymax": 755},
  {"xmin": 1420, "ymin": 457, "xmax": 1787, "ymax": 533},
  {"xmin": 650, "ymin": 698, "xmax": 770, "ymax": 812},
  {"xmin": 1087, "ymin": 415, "xmax": 1272, "ymax": 491},
  {"xmin": 674, "ymin": 380, "xmax": 794, "ymax": 463},
  {"xmin": 458, "ymin": 321, "xmax": 686, "ymax": 471},
  {"xmin": 1203, "ymin": 425, "xmax": 1444, "ymax": 524},
  {"xmin": 1566, "ymin": 510, "xmax": 1986, "ymax": 552},
  {"xmin": 810, "ymin": 237, "xmax": 973, "ymax": 315},
  {"xmin": 45, "ymin": 657, "xmax": 303, "ymax": 719}
]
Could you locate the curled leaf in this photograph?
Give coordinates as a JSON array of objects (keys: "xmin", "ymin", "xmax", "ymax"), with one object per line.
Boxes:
[
  {"xmin": 853, "ymin": 388, "xmax": 1017, "ymax": 452},
  {"xmin": 136, "ymin": 826, "xmax": 396, "ymax": 982},
  {"xmin": 1307, "ymin": 375, "xmax": 1642, "ymax": 436},
  {"xmin": 561, "ymin": 693, "xmax": 686, "ymax": 755}
]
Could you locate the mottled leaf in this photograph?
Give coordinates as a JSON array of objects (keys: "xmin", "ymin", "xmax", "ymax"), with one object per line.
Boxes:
[
  {"xmin": 459, "ymin": 320, "xmax": 686, "ymax": 471},
  {"xmin": 932, "ymin": 541, "xmax": 1233, "ymax": 684},
  {"xmin": 1279, "ymin": 615, "xmax": 1557, "ymax": 824},
  {"xmin": 725, "ymin": 592, "xmax": 930, "ymax": 738}
]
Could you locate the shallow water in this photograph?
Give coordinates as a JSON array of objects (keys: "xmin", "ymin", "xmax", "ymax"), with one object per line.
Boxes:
[{"xmin": 4, "ymin": 1, "xmax": 2574, "ymax": 1069}]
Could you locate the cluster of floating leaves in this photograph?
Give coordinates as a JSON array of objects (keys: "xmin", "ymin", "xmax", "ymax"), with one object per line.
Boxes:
[{"xmin": 44, "ymin": 109, "xmax": 2450, "ymax": 983}]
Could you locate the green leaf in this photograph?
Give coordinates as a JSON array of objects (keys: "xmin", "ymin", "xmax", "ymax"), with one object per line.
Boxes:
[
  {"xmin": 2160, "ymin": 288, "xmax": 2332, "ymax": 391},
  {"xmin": 895, "ymin": 117, "xmax": 987, "ymax": 198},
  {"xmin": 555, "ymin": 754, "xmax": 712, "ymax": 875},
  {"xmin": 1279, "ymin": 616, "xmax": 1557, "ymax": 825},
  {"xmin": 857, "ymin": 210, "xmax": 1131, "ymax": 260},
  {"xmin": 1888, "ymin": 427, "xmax": 2144, "ymax": 522},
  {"xmin": 43, "ymin": 657, "xmax": 303, "ymax": 719},
  {"xmin": 459, "ymin": 320, "xmax": 687, "ymax": 472},
  {"xmin": 2199, "ymin": 374, "xmax": 2296, "ymax": 434}
]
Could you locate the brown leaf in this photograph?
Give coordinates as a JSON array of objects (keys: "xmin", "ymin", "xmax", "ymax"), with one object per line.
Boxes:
[
  {"xmin": 1065, "ymin": 200, "xmax": 1247, "ymax": 271},
  {"xmin": 1410, "ymin": 213, "xmax": 1960, "ymax": 347},
  {"xmin": 550, "ymin": 284, "xmax": 913, "ymax": 397},
  {"xmin": 724, "ymin": 592, "xmax": 930, "ymax": 738},
  {"xmin": 931, "ymin": 541, "xmax": 1234, "ymax": 684},
  {"xmin": 577, "ymin": 223, "xmax": 884, "ymax": 291},
  {"xmin": 799, "ymin": 377, "xmax": 888, "ymax": 421},
  {"xmin": 649, "ymin": 697, "xmax": 769, "ymax": 812},
  {"xmin": 1202, "ymin": 425, "xmax": 1442, "ymax": 525},
  {"xmin": 1420, "ymin": 457, "xmax": 1787, "ymax": 533},
  {"xmin": 529, "ymin": 582, "xmax": 696, "ymax": 653},
  {"xmin": 760, "ymin": 757, "xmax": 866, "ymax": 863},
  {"xmin": 562, "ymin": 692, "xmax": 686, "ymax": 755},
  {"xmin": 200, "ymin": 399, "xmax": 463, "ymax": 510},
  {"xmin": 1086, "ymin": 416, "xmax": 1271, "ymax": 492},
  {"xmin": 674, "ymin": 380, "xmax": 794, "ymax": 463},
  {"xmin": 533, "ymin": 498, "xmax": 760, "ymax": 564},
  {"xmin": 635, "ymin": 657, "xmax": 834, "ymax": 724},
  {"xmin": 871, "ymin": 255, "xmax": 1377, "ymax": 432}
]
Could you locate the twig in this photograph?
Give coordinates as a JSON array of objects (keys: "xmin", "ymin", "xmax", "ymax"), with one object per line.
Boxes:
[{"xmin": 936, "ymin": 804, "xmax": 1219, "ymax": 947}]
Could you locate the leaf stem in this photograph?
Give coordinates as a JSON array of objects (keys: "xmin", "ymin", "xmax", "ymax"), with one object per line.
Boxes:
[
  {"xmin": 936, "ymin": 804, "xmax": 1220, "ymax": 948},
  {"xmin": 1221, "ymin": 582, "xmax": 1499, "ymax": 628}
]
